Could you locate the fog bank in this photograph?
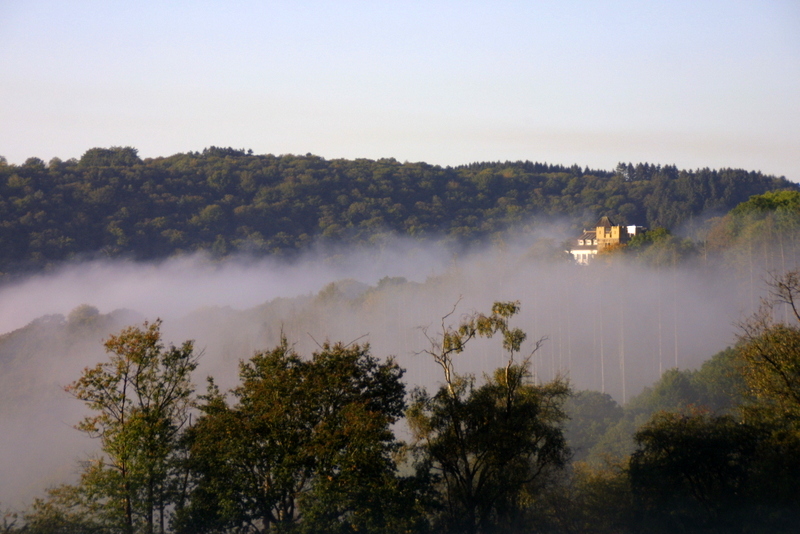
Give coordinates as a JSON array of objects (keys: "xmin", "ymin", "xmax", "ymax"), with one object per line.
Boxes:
[
  {"xmin": 0, "ymin": 240, "xmax": 454, "ymax": 336},
  {"xmin": 0, "ymin": 234, "xmax": 776, "ymax": 507}
]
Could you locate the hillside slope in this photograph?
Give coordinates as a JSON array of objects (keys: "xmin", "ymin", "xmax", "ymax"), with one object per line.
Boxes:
[{"xmin": 1, "ymin": 147, "xmax": 793, "ymax": 276}]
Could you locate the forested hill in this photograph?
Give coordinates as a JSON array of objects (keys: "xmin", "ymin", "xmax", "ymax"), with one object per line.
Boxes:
[{"xmin": 0, "ymin": 146, "xmax": 794, "ymax": 275}]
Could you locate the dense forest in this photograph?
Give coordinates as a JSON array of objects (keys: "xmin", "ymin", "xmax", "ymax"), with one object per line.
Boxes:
[
  {"xmin": 0, "ymin": 146, "xmax": 794, "ymax": 276},
  {"xmin": 3, "ymin": 148, "xmax": 800, "ymax": 532},
  {"xmin": 3, "ymin": 282, "xmax": 800, "ymax": 534}
]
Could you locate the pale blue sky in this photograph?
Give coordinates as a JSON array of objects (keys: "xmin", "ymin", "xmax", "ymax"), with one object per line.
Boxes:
[{"xmin": 1, "ymin": 0, "xmax": 798, "ymax": 178}]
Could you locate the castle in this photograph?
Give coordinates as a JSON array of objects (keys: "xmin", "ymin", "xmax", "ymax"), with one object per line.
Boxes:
[{"xmin": 568, "ymin": 216, "xmax": 644, "ymax": 264}]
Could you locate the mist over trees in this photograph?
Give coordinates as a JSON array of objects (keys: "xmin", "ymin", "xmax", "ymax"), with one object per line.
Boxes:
[
  {"xmin": 13, "ymin": 303, "xmax": 574, "ymax": 534},
  {"xmin": 3, "ymin": 149, "xmax": 800, "ymax": 531},
  {"xmin": 0, "ymin": 146, "xmax": 794, "ymax": 277},
  {"xmin": 7, "ymin": 280, "xmax": 800, "ymax": 533}
]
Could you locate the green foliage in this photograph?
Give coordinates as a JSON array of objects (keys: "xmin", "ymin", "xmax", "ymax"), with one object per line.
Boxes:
[
  {"xmin": 620, "ymin": 270, "xmax": 800, "ymax": 533},
  {"xmin": 0, "ymin": 149, "xmax": 792, "ymax": 276},
  {"xmin": 627, "ymin": 369, "xmax": 699, "ymax": 414},
  {"xmin": 626, "ymin": 227, "xmax": 697, "ymax": 266},
  {"xmin": 79, "ymin": 147, "xmax": 142, "ymax": 167},
  {"xmin": 23, "ymin": 482, "xmax": 110, "ymax": 534},
  {"xmin": 15, "ymin": 268, "xmax": 800, "ymax": 532},
  {"xmin": 31, "ymin": 320, "xmax": 199, "ymax": 534},
  {"xmin": 690, "ymin": 348, "xmax": 745, "ymax": 414},
  {"xmin": 408, "ymin": 302, "xmax": 570, "ymax": 534},
  {"xmin": 563, "ymin": 391, "xmax": 623, "ymax": 462},
  {"xmin": 639, "ymin": 350, "xmax": 742, "ymax": 414},
  {"xmin": 583, "ymin": 349, "xmax": 744, "ymax": 463},
  {"xmin": 737, "ymin": 270, "xmax": 800, "ymax": 426},
  {"xmin": 1, "ymin": 506, "xmax": 20, "ymax": 534},
  {"xmin": 561, "ymin": 461, "xmax": 634, "ymax": 534},
  {"xmin": 704, "ymin": 190, "xmax": 800, "ymax": 284},
  {"xmin": 409, "ymin": 374, "xmax": 571, "ymax": 534},
  {"xmin": 626, "ymin": 227, "xmax": 670, "ymax": 249},
  {"xmin": 66, "ymin": 304, "xmax": 100, "ymax": 327},
  {"xmin": 178, "ymin": 338, "xmax": 421, "ymax": 534},
  {"xmin": 730, "ymin": 190, "xmax": 800, "ymax": 218},
  {"xmin": 739, "ymin": 322, "xmax": 800, "ymax": 422},
  {"xmin": 629, "ymin": 410, "xmax": 763, "ymax": 533}
]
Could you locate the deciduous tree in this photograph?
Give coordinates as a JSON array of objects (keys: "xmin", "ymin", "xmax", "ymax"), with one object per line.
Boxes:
[
  {"xmin": 178, "ymin": 339, "xmax": 421, "ymax": 534},
  {"xmin": 407, "ymin": 301, "xmax": 570, "ymax": 534},
  {"xmin": 61, "ymin": 320, "xmax": 198, "ymax": 534}
]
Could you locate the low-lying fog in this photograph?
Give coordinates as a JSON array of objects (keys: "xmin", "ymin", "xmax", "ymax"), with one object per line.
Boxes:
[
  {"xmin": 0, "ymin": 234, "xmax": 771, "ymax": 507},
  {"xmin": 0, "ymin": 239, "xmax": 456, "ymax": 336}
]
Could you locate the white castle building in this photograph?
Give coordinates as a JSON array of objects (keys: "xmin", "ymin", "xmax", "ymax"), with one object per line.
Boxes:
[{"xmin": 568, "ymin": 216, "xmax": 645, "ymax": 264}]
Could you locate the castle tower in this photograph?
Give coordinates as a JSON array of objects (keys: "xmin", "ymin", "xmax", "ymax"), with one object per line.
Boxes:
[
  {"xmin": 595, "ymin": 216, "xmax": 629, "ymax": 251},
  {"xmin": 568, "ymin": 216, "xmax": 642, "ymax": 263}
]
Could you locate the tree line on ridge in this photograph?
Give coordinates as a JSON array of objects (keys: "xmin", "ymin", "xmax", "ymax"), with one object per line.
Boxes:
[{"xmin": 0, "ymin": 147, "xmax": 793, "ymax": 277}]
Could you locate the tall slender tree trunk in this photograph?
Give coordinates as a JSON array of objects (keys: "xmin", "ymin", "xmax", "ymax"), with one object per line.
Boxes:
[
  {"xmin": 673, "ymin": 251, "xmax": 679, "ymax": 368},
  {"xmin": 124, "ymin": 476, "xmax": 134, "ymax": 534},
  {"xmin": 592, "ymin": 287, "xmax": 598, "ymax": 387},
  {"xmin": 146, "ymin": 477, "xmax": 154, "ymax": 534},
  {"xmin": 600, "ymin": 294, "xmax": 605, "ymax": 394},
  {"xmin": 658, "ymin": 275, "xmax": 663, "ymax": 376},
  {"xmin": 620, "ymin": 300, "xmax": 626, "ymax": 404},
  {"xmin": 749, "ymin": 236, "xmax": 755, "ymax": 312}
]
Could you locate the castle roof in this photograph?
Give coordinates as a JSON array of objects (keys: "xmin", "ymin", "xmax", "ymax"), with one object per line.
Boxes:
[
  {"xmin": 596, "ymin": 216, "xmax": 615, "ymax": 228},
  {"xmin": 570, "ymin": 230, "xmax": 597, "ymax": 251}
]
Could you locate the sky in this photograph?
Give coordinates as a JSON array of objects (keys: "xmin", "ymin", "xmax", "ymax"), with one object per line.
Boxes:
[{"xmin": 1, "ymin": 0, "xmax": 798, "ymax": 179}]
